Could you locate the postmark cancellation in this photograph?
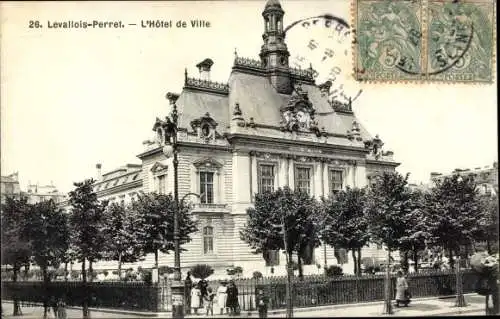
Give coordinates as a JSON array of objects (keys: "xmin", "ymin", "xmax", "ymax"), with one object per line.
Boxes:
[{"xmin": 354, "ymin": 0, "xmax": 495, "ymax": 83}]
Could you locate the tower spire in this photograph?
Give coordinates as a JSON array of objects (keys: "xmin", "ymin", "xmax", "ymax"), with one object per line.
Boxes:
[{"xmin": 260, "ymin": 0, "xmax": 292, "ymax": 94}]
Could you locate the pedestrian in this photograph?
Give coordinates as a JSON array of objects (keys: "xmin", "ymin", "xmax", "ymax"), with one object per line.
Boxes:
[
  {"xmin": 56, "ymin": 297, "xmax": 67, "ymax": 319},
  {"xmin": 395, "ymin": 271, "xmax": 410, "ymax": 307},
  {"xmin": 199, "ymin": 278, "xmax": 209, "ymax": 305},
  {"xmin": 226, "ymin": 280, "xmax": 240, "ymax": 315},
  {"xmin": 204, "ymin": 287, "xmax": 216, "ymax": 316},
  {"xmin": 217, "ymin": 281, "xmax": 228, "ymax": 315},
  {"xmin": 185, "ymin": 271, "xmax": 193, "ymax": 314},
  {"xmin": 256, "ymin": 289, "xmax": 269, "ymax": 318},
  {"xmin": 191, "ymin": 282, "xmax": 202, "ymax": 314}
]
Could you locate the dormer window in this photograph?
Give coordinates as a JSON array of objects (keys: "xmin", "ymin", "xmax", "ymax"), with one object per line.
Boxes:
[{"xmin": 190, "ymin": 113, "xmax": 218, "ymax": 143}]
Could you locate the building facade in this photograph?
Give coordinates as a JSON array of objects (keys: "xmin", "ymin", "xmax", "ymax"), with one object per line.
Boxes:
[
  {"xmin": 430, "ymin": 161, "xmax": 498, "ymax": 197},
  {"xmin": 92, "ymin": 163, "xmax": 143, "ymax": 204},
  {"xmin": 1, "ymin": 172, "xmax": 21, "ymax": 204},
  {"xmin": 132, "ymin": 0, "xmax": 399, "ymax": 277},
  {"xmin": 25, "ymin": 182, "xmax": 66, "ymax": 205}
]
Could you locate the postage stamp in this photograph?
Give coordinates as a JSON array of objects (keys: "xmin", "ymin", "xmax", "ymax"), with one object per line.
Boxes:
[
  {"xmin": 353, "ymin": 0, "xmax": 496, "ymax": 83},
  {"xmin": 426, "ymin": 0, "xmax": 495, "ymax": 82},
  {"xmin": 354, "ymin": 0, "xmax": 424, "ymax": 81}
]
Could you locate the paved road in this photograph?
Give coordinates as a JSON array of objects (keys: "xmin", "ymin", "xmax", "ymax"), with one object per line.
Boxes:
[{"xmin": 1, "ymin": 294, "xmax": 489, "ymax": 318}]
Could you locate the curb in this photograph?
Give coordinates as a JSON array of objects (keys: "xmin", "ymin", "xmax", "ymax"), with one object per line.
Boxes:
[
  {"xmin": 243, "ymin": 293, "xmax": 478, "ymax": 316},
  {"xmin": 2, "ymin": 293, "xmax": 479, "ymax": 318}
]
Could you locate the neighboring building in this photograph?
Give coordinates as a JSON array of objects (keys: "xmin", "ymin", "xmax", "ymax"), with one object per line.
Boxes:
[
  {"xmin": 130, "ymin": 0, "xmax": 399, "ymax": 277},
  {"xmin": 25, "ymin": 182, "xmax": 66, "ymax": 204},
  {"xmin": 430, "ymin": 161, "xmax": 498, "ymax": 197},
  {"xmin": 1, "ymin": 172, "xmax": 21, "ymax": 204},
  {"xmin": 93, "ymin": 163, "xmax": 143, "ymax": 204}
]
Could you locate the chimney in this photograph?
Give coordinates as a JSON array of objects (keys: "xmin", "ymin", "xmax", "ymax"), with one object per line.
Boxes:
[
  {"xmin": 96, "ymin": 163, "xmax": 102, "ymax": 181},
  {"xmin": 196, "ymin": 58, "xmax": 214, "ymax": 81}
]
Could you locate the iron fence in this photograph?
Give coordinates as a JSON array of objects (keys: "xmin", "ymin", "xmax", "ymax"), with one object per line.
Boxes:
[{"xmin": 2, "ymin": 270, "xmax": 477, "ymax": 313}]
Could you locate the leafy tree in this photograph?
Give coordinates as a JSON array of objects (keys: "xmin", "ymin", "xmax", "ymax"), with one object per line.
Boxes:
[
  {"xmin": 68, "ymin": 179, "xmax": 108, "ymax": 318},
  {"xmin": 252, "ymin": 271, "xmax": 263, "ymax": 279},
  {"xmin": 24, "ymin": 200, "xmax": 69, "ymax": 319},
  {"xmin": 398, "ymin": 189, "xmax": 433, "ymax": 273},
  {"xmin": 321, "ymin": 187, "xmax": 369, "ymax": 276},
  {"xmin": 365, "ymin": 172, "xmax": 414, "ymax": 314},
  {"xmin": 426, "ymin": 174, "xmax": 484, "ymax": 268},
  {"xmin": 191, "ymin": 264, "xmax": 214, "ymax": 280},
  {"xmin": 101, "ymin": 202, "xmax": 144, "ymax": 279},
  {"xmin": 1, "ymin": 196, "xmax": 31, "ymax": 315},
  {"xmin": 132, "ymin": 192, "xmax": 198, "ymax": 280},
  {"xmin": 476, "ymin": 193, "xmax": 499, "ymax": 254},
  {"xmin": 240, "ymin": 187, "xmax": 321, "ymax": 279}
]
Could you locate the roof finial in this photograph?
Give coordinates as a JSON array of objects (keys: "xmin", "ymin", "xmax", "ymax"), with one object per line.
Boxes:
[
  {"xmin": 234, "ymin": 48, "xmax": 238, "ymax": 59},
  {"xmin": 184, "ymin": 68, "xmax": 188, "ymax": 85}
]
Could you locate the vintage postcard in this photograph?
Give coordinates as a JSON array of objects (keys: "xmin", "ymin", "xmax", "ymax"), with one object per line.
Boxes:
[{"xmin": 1, "ymin": 0, "xmax": 497, "ymax": 317}]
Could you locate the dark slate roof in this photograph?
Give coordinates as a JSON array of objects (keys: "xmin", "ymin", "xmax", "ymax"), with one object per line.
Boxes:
[
  {"xmin": 177, "ymin": 89, "xmax": 229, "ymax": 132},
  {"xmin": 176, "ymin": 66, "xmax": 372, "ymax": 139}
]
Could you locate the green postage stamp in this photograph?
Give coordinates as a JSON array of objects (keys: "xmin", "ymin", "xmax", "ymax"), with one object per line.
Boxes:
[{"xmin": 354, "ymin": 0, "xmax": 495, "ymax": 82}]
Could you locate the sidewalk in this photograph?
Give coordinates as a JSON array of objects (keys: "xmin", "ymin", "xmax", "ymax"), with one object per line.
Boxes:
[{"xmin": 2, "ymin": 294, "xmax": 488, "ymax": 318}]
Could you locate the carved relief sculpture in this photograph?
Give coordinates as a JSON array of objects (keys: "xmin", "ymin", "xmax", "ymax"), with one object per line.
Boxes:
[{"xmin": 279, "ymin": 82, "xmax": 321, "ymax": 136}]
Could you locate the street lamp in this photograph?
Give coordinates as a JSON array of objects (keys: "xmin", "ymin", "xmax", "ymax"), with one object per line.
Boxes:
[
  {"xmin": 161, "ymin": 92, "xmax": 184, "ymax": 318},
  {"xmin": 454, "ymin": 176, "xmax": 467, "ymax": 308}
]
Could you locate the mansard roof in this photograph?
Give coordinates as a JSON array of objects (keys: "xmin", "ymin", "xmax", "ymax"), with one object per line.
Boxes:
[{"xmin": 175, "ymin": 67, "xmax": 373, "ymax": 141}]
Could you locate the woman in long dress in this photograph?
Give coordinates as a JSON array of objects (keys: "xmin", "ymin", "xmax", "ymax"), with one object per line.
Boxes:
[
  {"xmin": 190, "ymin": 283, "xmax": 202, "ymax": 314},
  {"xmin": 395, "ymin": 271, "xmax": 410, "ymax": 307},
  {"xmin": 217, "ymin": 281, "xmax": 228, "ymax": 315}
]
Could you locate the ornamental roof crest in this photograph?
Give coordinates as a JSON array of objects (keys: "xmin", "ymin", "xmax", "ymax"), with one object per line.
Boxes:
[{"xmin": 280, "ymin": 83, "xmax": 320, "ymax": 135}]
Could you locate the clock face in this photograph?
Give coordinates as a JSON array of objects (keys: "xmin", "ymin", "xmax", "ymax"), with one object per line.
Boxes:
[{"xmin": 296, "ymin": 111, "xmax": 311, "ymax": 127}]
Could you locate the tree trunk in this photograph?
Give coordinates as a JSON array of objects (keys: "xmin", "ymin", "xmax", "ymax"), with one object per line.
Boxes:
[
  {"xmin": 42, "ymin": 265, "xmax": 49, "ymax": 319},
  {"xmin": 352, "ymin": 250, "xmax": 357, "ymax": 276},
  {"xmin": 82, "ymin": 259, "xmax": 89, "ymax": 319},
  {"xmin": 413, "ymin": 250, "xmax": 419, "ymax": 273},
  {"xmin": 64, "ymin": 262, "xmax": 69, "ymax": 281},
  {"xmin": 154, "ymin": 249, "xmax": 159, "ymax": 283},
  {"xmin": 383, "ymin": 248, "xmax": 393, "ymax": 314},
  {"xmin": 448, "ymin": 248, "xmax": 455, "ymax": 269},
  {"xmin": 297, "ymin": 255, "xmax": 304, "ymax": 280},
  {"xmin": 89, "ymin": 260, "xmax": 93, "ymax": 283},
  {"xmin": 402, "ymin": 251, "xmax": 409, "ymax": 273},
  {"xmin": 487, "ymin": 240, "xmax": 492, "ymax": 255},
  {"xmin": 12, "ymin": 264, "xmax": 22, "ymax": 316},
  {"xmin": 118, "ymin": 252, "xmax": 122, "ymax": 280},
  {"xmin": 356, "ymin": 248, "xmax": 362, "ymax": 276}
]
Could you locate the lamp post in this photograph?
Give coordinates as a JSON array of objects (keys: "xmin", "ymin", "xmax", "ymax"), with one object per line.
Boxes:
[
  {"xmin": 454, "ymin": 176, "xmax": 467, "ymax": 308},
  {"xmin": 162, "ymin": 92, "xmax": 184, "ymax": 318}
]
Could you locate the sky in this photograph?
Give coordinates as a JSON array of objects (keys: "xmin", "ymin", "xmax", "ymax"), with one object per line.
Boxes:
[{"xmin": 1, "ymin": 0, "xmax": 497, "ymax": 193}]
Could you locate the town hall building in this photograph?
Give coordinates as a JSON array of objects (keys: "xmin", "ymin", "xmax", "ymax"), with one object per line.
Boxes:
[{"xmin": 132, "ymin": 0, "xmax": 399, "ymax": 277}]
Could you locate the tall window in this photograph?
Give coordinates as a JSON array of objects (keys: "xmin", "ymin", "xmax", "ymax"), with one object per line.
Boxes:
[
  {"xmin": 329, "ymin": 170, "xmax": 343, "ymax": 194},
  {"xmin": 295, "ymin": 166, "xmax": 312, "ymax": 194},
  {"xmin": 263, "ymin": 249, "xmax": 280, "ymax": 266},
  {"xmin": 203, "ymin": 226, "xmax": 214, "ymax": 254},
  {"xmin": 200, "ymin": 172, "xmax": 214, "ymax": 204},
  {"xmin": 157, "ymin": 175, "xmax": 166, "ymax": 194},
  {"xmin": 258, "ymin": 164, "xmax": 275, "ymax": 193}
]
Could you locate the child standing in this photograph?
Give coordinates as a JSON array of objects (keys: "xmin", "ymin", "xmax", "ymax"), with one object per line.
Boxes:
[
  {"xmin": 191, "ymin": 283, "xmax": 202, "ymax": 314},
  {"xmin": 204, "ymin": 287, "xmax": 216, "ymax": 316}
]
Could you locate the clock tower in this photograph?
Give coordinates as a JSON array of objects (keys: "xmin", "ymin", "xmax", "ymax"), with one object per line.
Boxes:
[{"xmin": 259, "ymin": 0, "xmax": 292, "ymax": 94}]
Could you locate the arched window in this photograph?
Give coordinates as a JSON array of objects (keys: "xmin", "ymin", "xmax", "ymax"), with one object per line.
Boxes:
[{"xmin": 203, "ymin": 226, "xmax": 214, "ymax": 255}]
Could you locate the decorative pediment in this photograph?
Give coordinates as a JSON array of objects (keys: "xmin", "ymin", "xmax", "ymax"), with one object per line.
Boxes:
[
  {"xmin": 280, "ymin": 83, "xmax": 320, "ymax": 135},
  {"xmin": 192, "ymin": 157, "xmax": 223, "ymax": 170},
  {"xmin": 190, "ymin": 112, "xmax": 218, "ymax": 143},
  {"xmin": 150, "ymin": 162, "xmax": 168, "ymax": 174}
]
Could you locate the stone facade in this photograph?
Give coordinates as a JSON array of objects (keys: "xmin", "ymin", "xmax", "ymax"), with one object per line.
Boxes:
[
  {"xmin": 133, "ymin": 0, "xmax": 399, "ymax": 278},
  {"xmin": 25, "ymin": 183, "xmax": 66, "ymax": 205},
  {"xmin": 430, "ymin": 162, "xmax": 498, "ymax": 197},
  {"xmin": 1, "ymin": 172, "xmax": 21, "ymax": 205}
]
